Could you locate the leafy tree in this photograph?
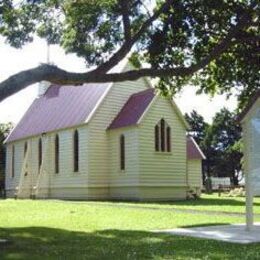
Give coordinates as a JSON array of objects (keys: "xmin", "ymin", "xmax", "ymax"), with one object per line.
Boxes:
[
  {"xmin": 186, "ymin": 109, "xmax": 243, "ymax": 185},
  {"xmin": 185, "ymin": 110, "xmax": 211, "ymax": 183},
  {"xmin": 205, "ymin": 108, "xmax": 243, "ymax": 185},
  {"xmin": 0, "ymin": 122, "xmax": 13, "ymax": 194},
  {"xmin": 0, "ymin": 0, "xmax": 258, "ymax": 106},
  {"xmin": 185, "ymin": 110, "xmax": 209, "ymax": 145}
]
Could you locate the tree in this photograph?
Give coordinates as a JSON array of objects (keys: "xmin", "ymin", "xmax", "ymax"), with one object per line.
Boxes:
[
  {"xmin": 0, "ymin": 1, "xmax": 258, "ymax": 105},
  {"xmin": 186, "ymin": 109, "xmax": 243, "ymax": 185},
  {"xmin": 185, "ymin": 110, "xmax": 209, "ymax": 145},
  {"xmin": 0, "ymin": 122, "xmax": 13, "ymax": 195},
  {"xmin": 206, "ymin": 108, "xmax": 243, "ymax": 185},
  {"xmin": 185, "ymin": 110, "xmax": 210, "ymax": 183}
]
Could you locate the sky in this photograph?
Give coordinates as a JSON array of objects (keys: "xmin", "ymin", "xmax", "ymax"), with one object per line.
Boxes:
[{"xmin": 0, "ymin": 37, "xmax": 238, "ymax": 125}]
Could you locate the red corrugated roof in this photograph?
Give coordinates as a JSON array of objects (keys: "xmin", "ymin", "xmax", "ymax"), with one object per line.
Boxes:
[
  {"xmin": 108, "ymin": 88, "xmax": 155, "ymax": 130},
  {"xmin": 6, "ymin": 83, "xmax": 110, "ymax": 143},
  {"xmin": 187, "ymin": 136, "xmax": 206, "ymax": 160}
]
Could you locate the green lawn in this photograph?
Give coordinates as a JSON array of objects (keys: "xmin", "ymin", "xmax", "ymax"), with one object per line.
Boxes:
[
  {"xmin": 0, "ymin": 197, "xmax": 260, "ymax": 259},
  {"xmin": 93, "ymin": 193, "xmax": 260, "ymax": 215}
]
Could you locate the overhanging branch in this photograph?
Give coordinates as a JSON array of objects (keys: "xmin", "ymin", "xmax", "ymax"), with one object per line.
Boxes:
[
  {"xmin": 0, "ymin": 0, "xmax": 256, "ymax": 103},
  {"xmin": 92, "ymin": 0, "xmax": 173, "ymax": 74},
  {"xmin": 120, "ymin": 0, "xmax": 131, "ymax": 41}
]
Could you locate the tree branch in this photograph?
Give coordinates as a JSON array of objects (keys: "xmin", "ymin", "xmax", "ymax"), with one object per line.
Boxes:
[
  {"xmin": 120, "ymin": 0, "xmax": 131, "ymax": 41},
  {"xmin": 92, "ymin": 0, "xmax": 173, "ymax": 74},
  {"xmin": 0, "ymin": 1, "xmax": 255, "ymax": 103}
]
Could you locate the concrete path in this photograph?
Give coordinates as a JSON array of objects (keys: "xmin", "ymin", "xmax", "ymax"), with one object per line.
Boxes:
[{"xmin": 156, "ymin": 223, "xmax": 260, "ymax": 244}]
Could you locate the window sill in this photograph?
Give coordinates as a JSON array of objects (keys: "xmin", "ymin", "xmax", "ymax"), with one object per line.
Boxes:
[{"xmin": 154, "ymin": 151, "xmax": 172, "ymax": 155}]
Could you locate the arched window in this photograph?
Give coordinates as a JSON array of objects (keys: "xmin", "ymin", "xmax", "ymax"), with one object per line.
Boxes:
[
  {"xmin": 73, "ymin": 130, "xmax": 79, "ymax": 172},
  {"xmin": 55, "ymin": 134, "xmax": 59, "ymax": 174},
  {"xmin": 166, "ymin": 126, "xmax": 171, "ymax": 152},
  {"xmin": 120, "ymin": 135, "xmax": 125, "ymax": 171},
  {"xmin": 24, "ymin": 141, "xmax": 28, "ymax": 176},
  {"xmin": 24, "ymin": 142, "xmax": 28, "ymax": 157},
  {"xmin": 38, "ymin": 138, "xmax": 42, "ymax": 172},
  {"xmin": 160, "ymin": 119, "xmax": 165, "ymax": 151},
  {"xmin": 155, "ymin": 119, "xmax": 171, "ymax": 153},
  {"xmin": 155, "ymin": 125, "xmax": 159, "ymax": 151},
  {"xmin": 11, "ymin": 145, "xmax": 15, "ymax": 178}
]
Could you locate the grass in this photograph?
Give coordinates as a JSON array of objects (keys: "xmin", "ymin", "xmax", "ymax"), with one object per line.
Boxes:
[
  {"xmin": 0, "ymin": 196, "xmax": 260, "ymax": 259},
  {"xmin": 91, "ymin": 193, "xmax": 260, "ymax": 215}
]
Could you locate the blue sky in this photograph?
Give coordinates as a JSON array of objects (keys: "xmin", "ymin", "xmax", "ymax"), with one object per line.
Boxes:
[{"xmin": 0, "ymin": 37, "xmax": 237, "ymax": 125}]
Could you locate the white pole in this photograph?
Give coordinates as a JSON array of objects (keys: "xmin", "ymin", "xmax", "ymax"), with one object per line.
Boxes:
[
  {"xmin": 245, "ymin": 168, "xmax": 254, "ymax": 231},
  {"xmin": 46, "ymin": 42, "xmax": 50, "ymax": 64}
]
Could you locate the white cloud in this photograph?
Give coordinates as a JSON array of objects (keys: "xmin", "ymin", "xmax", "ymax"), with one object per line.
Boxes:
[
  {"xmin": 0, "ymin": 37, "xmax": 238, "ymax": 125},
  {"xmin": 175, "ymin": 86, "xmax": 237, "ymax": 123}
]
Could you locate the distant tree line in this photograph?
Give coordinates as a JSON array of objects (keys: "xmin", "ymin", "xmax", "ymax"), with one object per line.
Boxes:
[
  {"xmin": 0, "ymin": 123, "xmax": 13, "ymax": 195},
  {"xmin": 185, "ymin": 109, "xmax": 243, "ymax": 186}
]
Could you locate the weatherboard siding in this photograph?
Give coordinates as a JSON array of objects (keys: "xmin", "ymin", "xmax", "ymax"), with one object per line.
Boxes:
[
  {"xmin": 88, "ymin": 64, "xmax": 148, "ymax": 194},
  {"xmin": 5, "ymin": 125, "xmax": 89, "ymax": 198},
  {"xmin": 187, "ymin": 159, "xmax": 202, "ymax": 188},
  {"xmin": 108, "ymin": 127, "xmax": 140, "ymax": 199},
  {"xmin": 242, "ymin": 99, "xmax": 260, "ymax": 191},
  {"xmin": 5, "ymin": 63, "xmax": 205, "ymax": 201},
  {"xmin": 138, "ymin": 97, "xmax": 187, "ymax": 198}
]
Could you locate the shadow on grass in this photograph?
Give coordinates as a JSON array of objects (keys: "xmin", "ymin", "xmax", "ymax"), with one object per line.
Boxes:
[
  {"xmin": 180, "ymin": 223, "xmax": 229, "ymax": 228},
  {"xmin": 0, "ymin": 226, "xmax": 260, "ymax": 259}
]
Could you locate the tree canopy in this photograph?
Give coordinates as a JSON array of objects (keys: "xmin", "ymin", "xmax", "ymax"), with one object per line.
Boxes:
[
  {"xmin": 186, "ymin": 108, "xmax": 243, "ymax": 185},
  {"xmin": 206, "ymin": 108, "xmax": 243, "ymax": 185},
  {"xmin": 0, "ymin": 0, "xmax": 259, "ymax": 107}
]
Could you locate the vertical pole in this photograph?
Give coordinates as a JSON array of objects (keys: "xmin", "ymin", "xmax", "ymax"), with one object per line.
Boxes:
[
  {"xmin": 46, "ymin": 42, "xmax": 50, "ymax": 64},
  {"xmin": 245, "ymin": 168, "xmax": 254, "ymax": 231}
]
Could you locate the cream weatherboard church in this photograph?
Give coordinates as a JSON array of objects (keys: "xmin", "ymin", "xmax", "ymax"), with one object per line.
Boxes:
[{"xmin": 5, "ymin": 62, "xmax": 205, "ymax": 200}]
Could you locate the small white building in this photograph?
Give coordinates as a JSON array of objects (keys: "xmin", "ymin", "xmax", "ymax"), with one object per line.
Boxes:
[
  {"xmin": 5, "ymin": 62, "xmax": 205, "ymax": 201},
  {"xmin": 239, "ymin": 89, "xmax": 260, "ymax": 230},
  {"xmin": 239, "ymin": 90, "xmax": 260, "ymax": 197}
]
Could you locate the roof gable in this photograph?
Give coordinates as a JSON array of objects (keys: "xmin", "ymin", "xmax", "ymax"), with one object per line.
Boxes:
[
  {"xmin": 108, "ymin": 88, "xmax": 189, "ymax": 130},
  {"xmin": 187, "ymin": 136, "xmax": 206, "ymax": 160},
  {"xmin": 108, "ymin": 89, "xmax": 155, "ymax": 130},
  {"xmin": 6, "ymin": 83, "xmax": 110, "ymax": 142}
]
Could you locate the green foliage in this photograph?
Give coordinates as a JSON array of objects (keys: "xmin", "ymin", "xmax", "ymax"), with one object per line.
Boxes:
[
  {"xmin": 206, "ymin": 108, "xmax": 243, "ymax": 184},
  {"xmin": 185, "ymin": 110, "xmax": 209, "ymax": 145},
  {"xmin": 0, "ymin": 0, "xmax": 258, "ymax": 107},
  {"xmin": 186, "ymin": 108, "xmax": 243, "ymax": 185}
]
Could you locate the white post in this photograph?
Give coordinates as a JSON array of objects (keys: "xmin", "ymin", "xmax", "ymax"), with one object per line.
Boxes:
[
  {"xmin": 245, "ymin": 169, "xmax": 254, "ymax": 231},
  {"xmin": 47, "ymin": 42, "xmax": 50, "ymax": 64}
]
